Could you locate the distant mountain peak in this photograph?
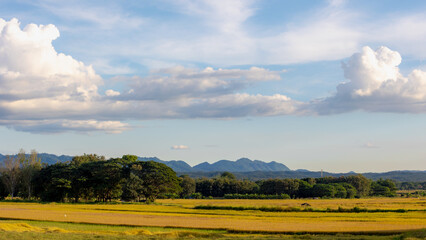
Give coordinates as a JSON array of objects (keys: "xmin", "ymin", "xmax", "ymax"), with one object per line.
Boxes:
[{"xmin": 193, "ymin": 158, "xmax": 290, "ymax": 172}]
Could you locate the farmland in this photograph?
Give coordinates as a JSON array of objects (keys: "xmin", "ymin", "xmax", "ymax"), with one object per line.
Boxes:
[{"xmin": 0, "ymin": 197, "xmax": 425, "ymax": 239}]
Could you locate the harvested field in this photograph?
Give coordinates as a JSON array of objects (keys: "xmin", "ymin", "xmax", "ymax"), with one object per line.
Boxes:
[{"xmin": 0, "ymin": 197, "xmax": 424, "ymax": 234}]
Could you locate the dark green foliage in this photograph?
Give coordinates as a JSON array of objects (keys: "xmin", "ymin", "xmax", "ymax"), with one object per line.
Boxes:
[
  {"xmin": 0, "ymin": 176, "xmax": 7, "ymax": 199},
  {"xmin": 298, "ymin": 180, "xmax": 313, "ymax": 198},
  {"xmin": 340, "ymin": 183, "xmax": 357, "ymax": 198},
  {"xmin": 195, "ymin": 205, "xmax": 413, "ymax": 213},
  {"xmin": 343, "ymin": 174, "xmax": 371, "ymax": 197},
  {"xmin": 371, "ymin": 179, "xmax": 397, "ymax": 197},
  {"xmin": 180, "ymin": 175, "xmax": 196, "ymax": 198},
  {"xmin": 130, "ymin": 161, "xmax": 181, "ymax": 202},
  {"xmin": 1, "ymin": 150, "xmax": 414, "ymax": 202},
  {"xmin": 195, "ymin": 178, "xmax": 213, "ymax": 197},
  {"xmin": 397, "ymin": 181, "xmax": 425, "ymax": 190},
  {"xmin": 332, "ymin": 183, "xmax": 347, "ymax": 198},
  {"xmin": 312, "ymin": 184, "xmax": 336, "ymax": 198},
  {"xmin": 89, "ymin": 160, "xmax": 123, "ymax": 202},
  {"xmin": 220, "ymin": 171, "xmax": 236, "ymax": 179},
  {"xmin": 122, "ymin": 172, "xmax": 144, "ymax": 201},
  {"xmin": 258, "ymin": 178, "xmax": 300, "ymax": 197},
  {"xmin": 195, "ymin": 176, "xmax": 259, "ymax": 197},
  {"xmin": 191, "ymin": 174, "xmax": 402, "ymax": 199},
  {"xmin": 34, "ymin": 163, "xmax": 72, "ymax": 202},
  {"xmin": 189, "ymin": 192, "xmax": 203, "ymax": 199}
]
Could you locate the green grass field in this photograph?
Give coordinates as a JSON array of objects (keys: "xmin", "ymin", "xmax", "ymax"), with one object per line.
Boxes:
[{"xmin": 0, "ymin": 197, "xmax": 425, "ymax": 239}]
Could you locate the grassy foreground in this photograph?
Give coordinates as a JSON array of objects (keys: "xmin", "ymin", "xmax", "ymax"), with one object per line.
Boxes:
[{"xmin": 0, "ymin": 197, "xmax": 424, "ymax": 239}]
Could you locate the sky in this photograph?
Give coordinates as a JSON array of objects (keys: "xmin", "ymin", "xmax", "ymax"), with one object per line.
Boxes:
[{"xmin": 1, "ymin": 0, "xmax": 426, "ymax": 172}]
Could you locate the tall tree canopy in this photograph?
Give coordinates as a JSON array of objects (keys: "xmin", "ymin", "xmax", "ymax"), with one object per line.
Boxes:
[{"xmin": 129, "ymin": 161, "xmax": 181, "ymax": 202}]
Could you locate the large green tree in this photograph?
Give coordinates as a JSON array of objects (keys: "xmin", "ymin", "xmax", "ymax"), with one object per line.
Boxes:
[
  {"xmin": 371, "ymin": 179, "xmax": 397, "ymax": 197},
  {"xmin": 345, "ymin": 174, "xmax": 371, "ymax": 197},
  {"xmin": 34, "ymin": 163, "xmax": 72, "ymax": 202},
  {"xmin": 130, "ymin": 161, "xmax": 181, "ymax": 202},
  {"xmin": 84, "ymin": 160, "xmax": 123, "ymax": 202},
  {"xmin": 68, "ymin": 154, "xmax": 105, "ymax": 202}
]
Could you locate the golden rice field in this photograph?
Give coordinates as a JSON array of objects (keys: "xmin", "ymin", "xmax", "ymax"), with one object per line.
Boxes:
[{"xmin": 0, "ymin": 197, "xmax": 425, "ymax": 239}]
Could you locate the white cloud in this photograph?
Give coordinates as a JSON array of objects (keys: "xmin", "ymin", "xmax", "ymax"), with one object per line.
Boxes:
[
  {"xmin": 362, "ymin": 142, "xmax": 379, "ymax": 149},
  {"xmin": 3, "ymin": 17, "xmax": 425, "ymax": 134},
  {"xmin": 105, "ymin": 89, "xmax": 120, "ymax": 97},
  {"xmin": 171, "ymin": 145, "xmax": 189, "ymax": 150},
  {"xmin": 0, "ymin": 18, "xmax": 112, "ymax": 132},
  {"xmin": 0, "ymin": 119, "xmax": 129, "ymax": 134},
  {"xmin": 0, "ymin": 18, "xmax": 298, "ymax": 133},
  {"xmin": 179, "ymin": 93, "xmax": 300, "ymax": 118},
  {"xmin": 117, "ymin": 66, "xmax": 282, "ymax": 100},
  {"xmin": 313, "ymin": 46, "xmax": 426, "ymax": 114},
  {"xmin": 0, "ymin": 18, "xmax": 101, "ymax": 101}
]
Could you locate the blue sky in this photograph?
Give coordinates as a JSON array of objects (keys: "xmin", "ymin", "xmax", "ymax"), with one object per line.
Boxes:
[{"xmin": 1, "ymin": 0, "xmax": 426, "ymax": 172}]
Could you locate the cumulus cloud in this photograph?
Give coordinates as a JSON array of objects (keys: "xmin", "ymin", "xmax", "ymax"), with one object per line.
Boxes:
[
  {"xmin": 0, "ymin": 18, "xmax": 101, "ymax": 101},
  {"xmin": 171, "ymin": 145, "xmax": 189, "ymax": 150},
  {"xmin": 312, "ymin": 46, "xmax": 426, "ymax": 114},
  {"xmin": 0, "ymin": 18, "xmax": 298, "ymax": 133},
  {"xmin": 0, "ymin": 18, "xmax": 127, "ymax": 133}
]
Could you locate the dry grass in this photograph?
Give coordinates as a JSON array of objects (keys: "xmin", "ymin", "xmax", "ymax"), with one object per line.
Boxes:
[{"xmin": 0, "ymin": 197, "xmax": 424, "ymax": 233}]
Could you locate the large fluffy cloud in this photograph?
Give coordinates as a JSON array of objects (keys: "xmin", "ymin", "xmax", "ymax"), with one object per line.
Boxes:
[
  {"xmin": 0, "ymin": 18, "xmax": 129, "ymax": 133},
  {"xmin": 0, "ymin": 18, "xmax": 101, "ymax": 100},
  {"xmin": 0, "ymin": 18, "xmax": 298, "ymax": 133},
  {"xmin": 313, "ymin": 46, "xmax": 426, "ymax": 114}
]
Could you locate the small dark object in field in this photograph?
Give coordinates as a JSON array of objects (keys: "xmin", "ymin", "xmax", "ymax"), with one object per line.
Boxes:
[{"xmin": 301, "ymin": 203, "xmax": 311, "ymax": 207}]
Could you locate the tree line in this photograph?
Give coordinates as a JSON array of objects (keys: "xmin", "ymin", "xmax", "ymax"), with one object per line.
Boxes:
[
  {"xmin": 188, "ymin": 172, "xmax": 397, "ymax": 199},
  {"xmin": 0, "ymin": 150, "xmax": 414, "ymax": 202}
]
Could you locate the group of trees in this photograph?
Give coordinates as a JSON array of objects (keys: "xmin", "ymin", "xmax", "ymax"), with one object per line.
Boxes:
[
  {"xmin": 192, "ymin": 173, "xmax": 396, "ymax": 198},
  {"xmin": 0, "ymin": 152, "xmax": 181, "ymax": 202},
  {"xmin": 0, "ymin": 151, "xmax": 403, "ymax": 202},
  {"xmin": 0, "ymin": 149, "xmax": 41, "ymax": 200}
]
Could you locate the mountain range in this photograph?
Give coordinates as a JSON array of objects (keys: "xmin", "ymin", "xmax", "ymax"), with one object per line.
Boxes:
[
  {"xmin": 0, "ymin": 153, "xmax": 424, "ymax": 182},
  {"xmin": 138, "ymin": 157, "xmax": 290, "ymax": 172},
  {"xmin": 0, "ymin": 154, "xmax": 290, "ymax": 172}
]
